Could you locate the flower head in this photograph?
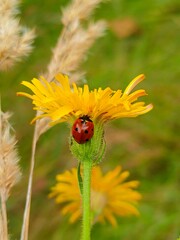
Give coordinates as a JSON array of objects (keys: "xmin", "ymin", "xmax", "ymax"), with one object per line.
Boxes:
[
  {"xmin": 17, "ymin": 73, "xmax": 153, "ymax": 125},
  {"xmin": 49, "ymin": 166, "xmax": 142, "ymax": 226}
]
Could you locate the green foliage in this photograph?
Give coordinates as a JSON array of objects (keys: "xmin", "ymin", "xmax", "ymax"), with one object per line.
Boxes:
[{"xmin": 0, "ymin": 0, "xmax": 179, "ymax": 239}]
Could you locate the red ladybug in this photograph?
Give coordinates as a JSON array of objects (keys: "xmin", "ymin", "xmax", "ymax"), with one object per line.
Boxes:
[{"xmin": 72, "ymin": 115, "xmax": 94, "ymax": 144}]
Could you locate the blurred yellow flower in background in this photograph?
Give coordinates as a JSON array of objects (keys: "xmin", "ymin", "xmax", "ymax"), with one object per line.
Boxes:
[
  {"xmin": 17, "ymin": 73, "xmax": 153, "ymax": 125},
  {"xmin": 49, "ymin": 166, "xmax": 142, "ymax": 226}
]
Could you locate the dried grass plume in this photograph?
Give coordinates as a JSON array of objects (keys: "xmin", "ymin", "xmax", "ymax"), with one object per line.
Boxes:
[
  {"xmin": 45, "ymin": 0, "xmax": 107, "ymax": 83},
  {"xmin": 0, "ymin": 0, "xmax": 35, "ymax": 71},
  {"xmin": 0, "ymin": 108, "xmax": 21, "ymax": 240},
  {"xmin": 0, "ymin": 110, "xmax": 21, "ymax": 200}
]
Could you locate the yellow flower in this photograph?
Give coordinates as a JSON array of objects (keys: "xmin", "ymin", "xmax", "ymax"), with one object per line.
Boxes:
[
  {"xmin": 49, "ymin": 166, "xmax": 142, "ymax": 226},
  {"xmin": 17, "ymin": 73, "xmax": 153, "ymax": 125}
]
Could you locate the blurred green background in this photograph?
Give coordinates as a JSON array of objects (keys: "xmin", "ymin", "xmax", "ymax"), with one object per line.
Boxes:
[{"xmin": 0, "ymin": 0, "xmax": 179, "ymax": 239}]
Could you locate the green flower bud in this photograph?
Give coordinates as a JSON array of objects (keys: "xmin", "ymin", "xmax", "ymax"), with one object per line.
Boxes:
[{"xmin": 70, "ymin": 123, "xmax": 106, "ymax": 165}]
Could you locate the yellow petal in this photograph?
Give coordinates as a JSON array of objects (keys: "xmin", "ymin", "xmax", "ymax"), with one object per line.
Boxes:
[{"xmin": 124, "ymin": 74, "xmax": 145, "ymax": 95}]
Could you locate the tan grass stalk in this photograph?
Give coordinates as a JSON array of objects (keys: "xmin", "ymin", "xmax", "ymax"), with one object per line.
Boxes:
[
  {"xmin": 62, "ymin": 0, "xmax": 107, "ymax": 25},
  {"xmin": 45, "ymin": 0, "xmax": 107, "ymax": 83},
  {"xmin": 0, "ymin": 210, "xmax": 3, "ymax": 240},
  {"xmin": 0, "ymin": 191, "xmax": 8, "ymax": 240},
  {"xmin": 46, "ymin": 20, "xmax": 106, "ymax": 83},
  {"xmin": 0, "ymin": 109, "xmax": 21, "ymax": 240},
  {"xmin": 20, "ymin": 123, "xmax": 38, "ymax": 240},
  {"xmin": 0, "ymin": 0, "xmax": 35, "ymax": 71},
  {"xmin": 21, "ymin": 1, "xmax": 107, "ymax": 239}
]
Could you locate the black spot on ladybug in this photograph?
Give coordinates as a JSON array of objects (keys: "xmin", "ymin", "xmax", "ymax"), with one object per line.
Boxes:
[
  {"xmin": 75, "ymin": 127, "xmax": 78, "ymax": 131},
  {"xmin": 85, "ymin": 139, "xmax": 89, "ymax": 142},
  {"xmin": 91, "ymin": 129, "xmax": 93, "ymax": 131},
  {"xmin": 85, "ymin": 130, "xmax": 88, "ymax": 134}
]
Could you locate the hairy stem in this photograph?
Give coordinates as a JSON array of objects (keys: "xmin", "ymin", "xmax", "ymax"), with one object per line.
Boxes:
[{"xmin": 81, "ymin": 158, "xmax": 92, "ymax": 240}]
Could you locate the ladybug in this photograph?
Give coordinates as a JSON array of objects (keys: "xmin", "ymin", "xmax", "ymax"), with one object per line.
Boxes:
[{"xmin": 72, "ymin": 115, "xmax": 94, "ymax": 144}]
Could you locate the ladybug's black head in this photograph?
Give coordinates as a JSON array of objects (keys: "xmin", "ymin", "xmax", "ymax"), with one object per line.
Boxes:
[{"xmin": 79, "ymin": 115, "xmax": 92, "ymax": 122}]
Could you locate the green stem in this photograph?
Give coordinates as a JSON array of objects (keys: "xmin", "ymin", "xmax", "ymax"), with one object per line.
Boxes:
[{"xmin": 81, "ymin": 158, "xmax": 92, "ymax": 240}]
